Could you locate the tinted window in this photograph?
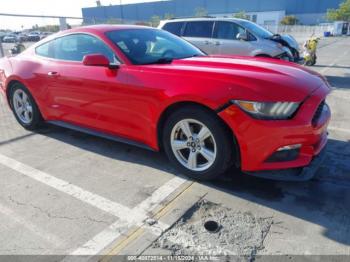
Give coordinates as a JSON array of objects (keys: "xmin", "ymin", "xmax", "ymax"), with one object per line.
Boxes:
[
  {"xmin": 162, "ymin": 22, "xmax": 184, "ymax": 36},
  {"xmin": 106, "ymin": 29, "xmax": 204, "ymax": 65},
  {"xmin": 53, "ymin": 34, "xmax": 116, "ymax": 62},
  {"xmin": 183, "ymin": 21, "xmax": 214, "ymax": 38},
  {"xmin": 213, "ymin": 22, "xmax": 245, "ymax": 40},
  {"xmin": 239, "ymin": 20, "xmax": 273, "ymax": 39},
  {"xmin": 35, "ymin": 42, "xmax": 52, "ymax": 58}
]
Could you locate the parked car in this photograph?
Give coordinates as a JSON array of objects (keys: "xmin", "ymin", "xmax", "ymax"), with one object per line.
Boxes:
[
  {"xmin": 27, "ymin": 31, "xmax": 41, "ymax": 41},
  {"xmin": 2, "ymin": 34, "xmax": 18, "ymax": 43},
  {"xmin": 40, "ymin": 32, "xmax": 51, "ymax": 40},
  {"xmin": 0, "ymin": 25, "xmax": 330, "ymax": 181},
  {"xmin": 17, "ymin": 33, "xmax": 28, "ymax": 42},
  {"xmin": 159, "ymin": 18, "xmax": 300, "ymax": 62},
  {"xmin": 0, "ymin": 32, "xmax": 7, "ymax": 42}
]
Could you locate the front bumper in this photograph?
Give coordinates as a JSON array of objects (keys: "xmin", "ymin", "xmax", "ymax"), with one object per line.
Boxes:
[
  {"xmin": 218, "ymin": 84, "xmax": 331, "ymax": 176},
  {"xmin": 244, "ymin": 144, "xmax": 327, "ymax": 181},
  {"xmin": 275, "ymin": 51, "xmax": 294, "ymax": 62}
]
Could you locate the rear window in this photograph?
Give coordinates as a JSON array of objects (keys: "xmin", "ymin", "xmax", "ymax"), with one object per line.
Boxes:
[
  {"xmin": 162, "ymin": 22, "xmax": 184, "ymax": 36},
  {"xmin": 183, "ymin": 21, "xmax": 214, "ymax": 38}
]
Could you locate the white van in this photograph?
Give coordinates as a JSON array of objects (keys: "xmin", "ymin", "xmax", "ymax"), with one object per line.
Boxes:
[{"xmin": 159, "ymin": 18, "xmax": 300, "ymax": 62}]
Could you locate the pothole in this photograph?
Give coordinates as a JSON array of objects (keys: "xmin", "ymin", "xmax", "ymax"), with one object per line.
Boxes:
[
  {"xmin": 204, "ymin": 220, "xmax": 220, "ymax": 233},
  {"xmin": 153, "ymin": 200, "xmax": 273, "ymax": 259}
]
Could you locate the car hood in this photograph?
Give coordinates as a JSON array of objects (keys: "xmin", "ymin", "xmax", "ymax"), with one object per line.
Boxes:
[
  {"xmin": 281, "ymin": 34, "xmax": 300, "ymax": 50},
  {"xmin": 163, "ymin": 55, "xmax": 326, "ymax": 102}
]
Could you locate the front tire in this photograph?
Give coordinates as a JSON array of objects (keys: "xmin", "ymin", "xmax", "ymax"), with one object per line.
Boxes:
[
  {"xmin": 10, "ymin": 83, "xmax": 43, "ymax": 130},
  {"xmin": 163, "ymin": 106, "xmax": 234, "ymax": 180}
]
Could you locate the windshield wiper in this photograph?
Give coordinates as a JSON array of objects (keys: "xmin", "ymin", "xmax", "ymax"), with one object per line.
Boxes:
[{"xmin": 144, "ymin": 57, "xmax": 173, "ymax": 65}]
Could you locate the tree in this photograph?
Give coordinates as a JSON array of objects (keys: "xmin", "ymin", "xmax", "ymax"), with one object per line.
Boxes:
[
  {"xmin": 164, "ymin": 13, "xmax": 175, "ymax": 20},
  {"xmin": 327, "ymin": 0, "xmax": 350, "ymax": 21},
  {"xmin": 280, "ymin": 15, "xmax": 299, "ymax": 25},
  {"xmin": 150, "ymin": 15, "xmax": 161, "ymax": 27},
  {"xmin": 233, "ymin": 11, "xmax": 249, "ymax": 20},
  {"xmin": 194, "ymin": 7, "xmax": 208, "ymax": 17},
  {"xmin": 106, "ymin": 18, "xmax": 123, "ymax": 24}
]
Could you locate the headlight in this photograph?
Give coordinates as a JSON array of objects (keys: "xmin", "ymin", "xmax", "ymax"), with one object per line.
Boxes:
[{"xmin": 232, "ymin": 100, "xmax": 300, "ymax": 120}]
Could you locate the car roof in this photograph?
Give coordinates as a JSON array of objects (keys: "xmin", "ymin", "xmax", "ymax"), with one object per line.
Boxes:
[
  {"xmin": 27, "ymin": 24, "xmax": 158, "ymax": 51},
  {"xmin": 160, "ymin": 17, "xmax": 249, "ymax": 24},
  {"xmin": 62, "ymin": 24, "xmax": 154, "ymax": 35}
]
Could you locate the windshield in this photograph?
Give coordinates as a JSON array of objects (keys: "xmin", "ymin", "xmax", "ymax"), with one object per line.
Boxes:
[
  {"xmin": 239, "ymin": 20, "xmax": 274, "ymax": 39},
  {"xmin": 106, "ymin": 28, "xmax": 205, "ymax": 65}
]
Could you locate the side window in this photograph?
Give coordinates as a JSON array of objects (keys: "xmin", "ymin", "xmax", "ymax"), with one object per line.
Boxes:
[
  {"xmin": 213, "ymin": 22, "xmax": 246, "ymax": 40},
  {"xmin": 35, "ymin": 41, "xmax": 53, "ymax": 58},
  {"xmin": 248, "ymin": 32, "xmax": 257, "ymax": 41},
  {"xmin": 183, "ymin": 21, "xmax": 214, "ymax": 38},
  {"xmin": 162, "ymin": 22, "xmax": 184, "ymax": 36},
  {"xmin": 53, "ymin": 34, "xmax": 116, "ymax": 62}
]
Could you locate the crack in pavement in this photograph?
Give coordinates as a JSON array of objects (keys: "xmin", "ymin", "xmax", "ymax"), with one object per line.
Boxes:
[{"xmin": 7, "ymin": 196, "xmax": 111, "ymax": 225}]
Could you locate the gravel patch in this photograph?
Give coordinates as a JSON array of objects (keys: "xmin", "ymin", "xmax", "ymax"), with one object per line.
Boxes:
[{"xmin": 153, "ymin": 200, "xmax": 273, "ymax": 260}]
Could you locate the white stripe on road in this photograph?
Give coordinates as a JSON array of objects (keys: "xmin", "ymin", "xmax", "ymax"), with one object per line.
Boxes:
[
  {"xmin": 132, "ymin": 176, "xmax": 187, "ymax": 217},
  {"xmin": 67, "ymin": 220, "xmax": 130, "ymax": 257},
  {"xmin": 0, "ymin": 153, "xmax": 187, "ymax": 257},
  {"xmin": 66, "ymin": 176, "xmax": 187, "ymax": 258},
  {"xmin": 0, "ymin": 154, "xmax": 137, "ymax": 221}
]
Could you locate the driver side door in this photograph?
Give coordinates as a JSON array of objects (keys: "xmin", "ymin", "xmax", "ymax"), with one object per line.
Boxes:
[
  {"xmin": 212, "ymin": 21, "xmax": 256, "ymax": 56},
  {"xmin": 44, "ymin": 34, "xmax": 131, "ymax": 137}
]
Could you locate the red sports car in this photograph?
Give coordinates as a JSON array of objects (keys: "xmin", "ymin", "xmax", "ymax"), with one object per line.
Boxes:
[{"xmin": 0, "ymin": 25, "xmax": 331, "ymax": 181}]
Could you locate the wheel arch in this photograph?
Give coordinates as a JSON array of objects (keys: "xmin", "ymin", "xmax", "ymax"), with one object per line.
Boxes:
[
  {"xmin": 6, "ymin": 79, "xmax": 23, "ymax": 109},
  {"xmin": 156, "ymin": 101, "xmax": 241, "ymax": 168}
]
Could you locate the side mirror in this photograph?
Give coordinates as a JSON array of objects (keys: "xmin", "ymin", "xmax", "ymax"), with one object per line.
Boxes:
[
  {"xmin": 237, "ymin": 32, "xmax": 248, "ymax": 41},
  {"xmin": 83, "ymin": 54, "xmax": 120, "ymax": 69}
]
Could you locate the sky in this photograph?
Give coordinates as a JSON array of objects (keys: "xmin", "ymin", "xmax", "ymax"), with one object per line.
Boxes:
[{"xmin": 0, "ymin": 0, "xmax": 160, "ymax": 30}]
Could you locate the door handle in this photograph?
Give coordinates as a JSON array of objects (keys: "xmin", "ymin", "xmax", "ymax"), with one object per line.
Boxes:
[
  {"xmin": 215, "ymin": 41, "xmax": 221, "ymax": 46},
  {"xmin": 47, "ymin": 71, "xmax": 59, "ymax": 76},
  {"xmin": 204, "ymin": 40, "xmax": 210, "ymax": 45}
]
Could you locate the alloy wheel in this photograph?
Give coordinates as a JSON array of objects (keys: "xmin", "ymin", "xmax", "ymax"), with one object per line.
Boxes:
[
  {"xmin": 170, "ymin": 119, "xmax": 217, "ymax": 172},
  {"xmin": 12, "ymin": 89, "xmax": 33, "ymax": 124}
]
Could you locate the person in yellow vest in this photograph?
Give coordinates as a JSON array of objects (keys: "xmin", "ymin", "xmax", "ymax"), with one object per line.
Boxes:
[{"xmin": 303, "ymin": 36, "xmax": 320, "ymax": 66}]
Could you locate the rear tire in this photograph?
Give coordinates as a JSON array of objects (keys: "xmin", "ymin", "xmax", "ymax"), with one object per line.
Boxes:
[
  {"xmin": 9, "ymin": 83, "xmax": 44, "ymax": 130},
  {"xmin": 162, "ymin": 106, "xmax": 234, "ymax": 180}
]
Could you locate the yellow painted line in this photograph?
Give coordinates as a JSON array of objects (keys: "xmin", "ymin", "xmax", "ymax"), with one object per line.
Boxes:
[
  {"xmin": 100, "ymin": 227, "xmax": 146, "ymax": 262},
  {"xmin": 101, "ymin": 181, "xmax": 195, "ymax": 261}
]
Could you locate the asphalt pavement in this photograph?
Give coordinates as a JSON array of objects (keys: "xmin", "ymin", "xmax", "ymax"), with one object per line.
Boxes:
[{"xmin": 0, "ymin": 36, "xmax": 349, "ymax": 261}]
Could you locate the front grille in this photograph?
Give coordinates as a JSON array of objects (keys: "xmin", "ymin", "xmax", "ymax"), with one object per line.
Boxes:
[{"xmin": 312, "ymin": 100, "xmax": 325, "ymax": 126}]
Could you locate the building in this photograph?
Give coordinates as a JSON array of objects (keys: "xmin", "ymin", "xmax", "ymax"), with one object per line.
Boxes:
[{"xmin": 82, "ymin": 0, "xmax": 344, "ymax": 26}]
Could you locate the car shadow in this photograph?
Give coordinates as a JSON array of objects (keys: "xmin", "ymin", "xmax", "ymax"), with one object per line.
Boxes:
[
  {"xmin": 34, "ymin": 124, "xmax": 350, "ymax": 246},
  {"xmin": 209, "ymin": 137, "xmax": 350, "ymax": 245},
  {"xmin": 326, "ymin": 75, "xmax": 350, "ymax": 89},
  {"xmin": 313, "ymin": 65, "xmax": 350, "ymax": 70}
]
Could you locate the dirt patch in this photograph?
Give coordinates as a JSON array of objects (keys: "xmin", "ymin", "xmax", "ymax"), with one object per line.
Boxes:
[{"xmin": 153, "ymin": 200, "xmax": 273, "ymax": 259}]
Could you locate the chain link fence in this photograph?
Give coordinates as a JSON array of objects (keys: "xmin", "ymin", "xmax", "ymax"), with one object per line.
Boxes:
[{"xmin": 264, "ymin": 24, "xmax": 334, "ymax": 43}]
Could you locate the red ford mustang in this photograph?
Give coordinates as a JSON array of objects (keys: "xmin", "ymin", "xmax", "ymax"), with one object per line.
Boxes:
[{"xmin": 0, "ymin": 25, "xmax": 331, "ymax": 181}]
